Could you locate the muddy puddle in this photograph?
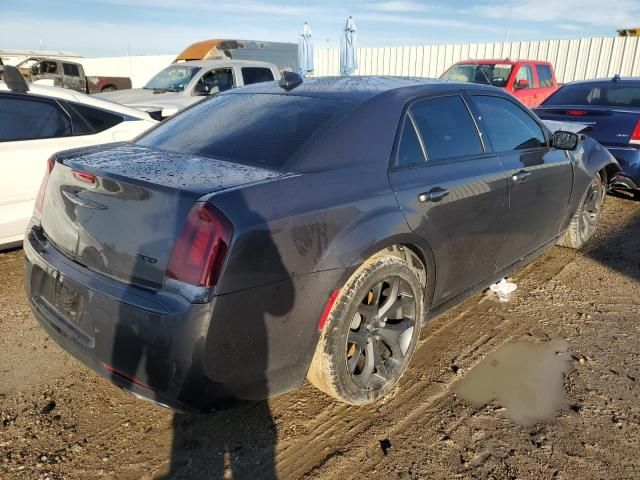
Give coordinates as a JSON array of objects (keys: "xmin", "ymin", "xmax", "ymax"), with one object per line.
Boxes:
[{"xmin": 453, "ymin": 338, "xmax": 571, "ymax": 425}]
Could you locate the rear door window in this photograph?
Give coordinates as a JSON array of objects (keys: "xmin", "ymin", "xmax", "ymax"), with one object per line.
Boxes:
[
  {"xmin": 241, "ymin": 67, "xmax": 275, "ymax": 85},
  {"xmin": 408, "ymin": 95, "xmax": 484, "ymax": 163},
  {"xmin": 196, "ymin": 68, "xmax": 234, "ymax": 94},
  {"xmin": 395, "ymin": 117, "xmax": 426, "ymax": 169},
  {"xmin": 62, "ymin": 101, "xmax": 124, "ymax": 134},
  {"xmin": 472, "ymin": 95, "xmax": 547, "ymax": 151},
  {"xmin": 63, "ymin": 63, "xmax": 80, "ymax": 77},
  {"xmin": 536, "ymin": 64, "xmax": 554, "ymax": 88},
  {"xmin": 0, "ymin": 95, "xmax": 71, "ymax": 141}
]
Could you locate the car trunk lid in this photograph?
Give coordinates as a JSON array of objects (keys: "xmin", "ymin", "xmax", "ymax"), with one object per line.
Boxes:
[
  {"xmin": 535, "ymin": 106, "xmax": 640, "ymax": 147},
  {"xmin": 40, "ymin": 143, "xmax": 282, "ymax": 288}
]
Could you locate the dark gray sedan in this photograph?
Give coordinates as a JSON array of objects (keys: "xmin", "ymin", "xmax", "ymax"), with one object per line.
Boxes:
[{"xmin": 24, "ymin": 77, "xmax": 619, "ymax": 411}]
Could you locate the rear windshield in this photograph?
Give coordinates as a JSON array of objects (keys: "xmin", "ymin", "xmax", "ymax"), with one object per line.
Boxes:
[
  {"xmin": 442, "ymin": 63, "xmax": 513, "ymax": 88},
  {"xmin": 137, "ymin": 93, "xmax": 356, "ymax": 169},
  {"xmin": 544, "ymin": 83, "xmax": 640, "ymax": 108}
]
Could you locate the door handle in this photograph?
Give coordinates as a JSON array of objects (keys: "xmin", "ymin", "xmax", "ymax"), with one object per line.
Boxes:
[
  {"xmin": 418, "ymin": 187, "xmax": 449, "ymax": 202},
  {"xmin": 511, "ymin": 170, "xmax": 531, "ymax": 183}
]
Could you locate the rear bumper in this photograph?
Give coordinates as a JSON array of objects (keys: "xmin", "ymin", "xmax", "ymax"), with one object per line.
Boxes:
[
  {"xmin": 24, "ymin": 227, "xmax": 222, "ymax": 412},
  {"xmin": 23, "ymin": 225, "xmax": 346, "ymax": 411}
]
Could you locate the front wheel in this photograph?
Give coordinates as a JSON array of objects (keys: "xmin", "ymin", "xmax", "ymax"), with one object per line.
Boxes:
[
  {"xmin": 559, "ymin": 173, "xmax": 606, "ymax": 249},
  {"xmin": 307, "ymin": 252, "xmax": 424, "ymax": 405}
]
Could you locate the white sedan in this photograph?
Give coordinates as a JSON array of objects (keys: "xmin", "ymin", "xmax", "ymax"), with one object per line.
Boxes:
[{"xmin": 0, "ymin": 69, "xmax": 157, "ymax": 249}]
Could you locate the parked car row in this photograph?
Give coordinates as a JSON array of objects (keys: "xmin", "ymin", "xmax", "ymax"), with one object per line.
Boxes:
[{"xmin": 2, "ymin": 44, "xmax": 637, "ymax": 414}]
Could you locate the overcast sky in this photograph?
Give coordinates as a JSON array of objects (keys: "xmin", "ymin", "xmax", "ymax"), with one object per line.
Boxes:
[{"xmin": 1, "ymin": 0, "xmax": 638, "ymax": 57}]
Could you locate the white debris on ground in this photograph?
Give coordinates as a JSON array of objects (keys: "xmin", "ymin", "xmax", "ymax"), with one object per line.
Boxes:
[{"xmin": 489, "ymin": 278, "xmax": 518, "ymax": 302}]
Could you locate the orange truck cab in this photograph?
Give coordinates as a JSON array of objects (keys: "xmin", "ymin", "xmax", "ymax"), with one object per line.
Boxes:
[{"xmin": 441, "ymin": 59, "xmax": 559, "ymax": 107}]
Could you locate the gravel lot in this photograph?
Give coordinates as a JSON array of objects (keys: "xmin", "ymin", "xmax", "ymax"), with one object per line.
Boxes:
[{"xmin": 1, "ymin": 194, "xmax": 639, "ymax": 480}]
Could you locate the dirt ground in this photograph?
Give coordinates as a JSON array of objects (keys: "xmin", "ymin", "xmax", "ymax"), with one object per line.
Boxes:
[{"xmin": 1, "ymin": 194, "xmax": 639, "ymax": 480}]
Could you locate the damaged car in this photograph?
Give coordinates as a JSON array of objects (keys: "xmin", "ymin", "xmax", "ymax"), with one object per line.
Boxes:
[{"xmin": 24, "ymin": 75, "xmax": 619, "ymax": 411}]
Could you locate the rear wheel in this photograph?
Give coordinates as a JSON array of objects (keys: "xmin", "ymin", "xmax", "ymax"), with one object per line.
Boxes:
[
  {"xmin": 307, "ymin": 251, "xmax": 424, "ymax": 405},
  {"xmin": 559, "ymin": 173, "xmax": 605, "ymax": 249},
  {"xmin": 101, "ymin": 85, "xmax": 116, "ymax": 92}
]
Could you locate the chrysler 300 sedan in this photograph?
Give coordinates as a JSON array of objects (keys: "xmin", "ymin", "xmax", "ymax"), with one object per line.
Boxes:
[{"xmin": 24, "ymin": 76, "xmax": 619, "ymax": 411}]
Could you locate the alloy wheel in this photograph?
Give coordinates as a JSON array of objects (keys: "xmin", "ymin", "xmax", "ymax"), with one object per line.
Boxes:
[{"xmin": 345, "ymin": 277, "xmax": 417, "ymax": 390}]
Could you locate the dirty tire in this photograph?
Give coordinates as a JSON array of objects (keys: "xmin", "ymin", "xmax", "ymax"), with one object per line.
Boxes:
[
  {"xmin": 101, "ymin": 86, "xmax": 116, "ymax": 92},
  {"xmin": 559, "ymin": 173, "xmax": 606, "ymax": 249},
  {"xmin": 307, "ymin": 251, "xmax": 424, "ymax": 405}
]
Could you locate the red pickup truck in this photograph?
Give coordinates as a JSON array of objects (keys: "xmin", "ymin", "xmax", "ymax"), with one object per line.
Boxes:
[{"xmin": 441, "ymin": 59, "xmax": 559, "ymax": 107}]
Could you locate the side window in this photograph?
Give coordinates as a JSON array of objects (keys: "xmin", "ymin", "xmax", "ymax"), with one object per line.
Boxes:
[
  {"xmin": 63, "ymin": 63, "xmax": 80, "ymax": 77},
  {"xmin": 536, "ymin": 64, "xmax": 554, "ymax": 88},
  {"xmin": 409, "ymin": 95, "xmax": 484, "ymax": 163},
  {"xmin": 0, "ymin": 96, "xmax": 71, "ymax": 141},
  {"xmin": 196, "ymin": 68, "xmax": 234, "ymax": 95},
  {"xmin": 241, "ymin": 67, "xmax": 275, "ymax": 85},
  {"xmin": 515, "ymin": 65, "xmax": 534, "ymax": 88},
  {"xmin": 64, "ymin": 102, "xmax": 124, "ymax": 134},
  {"xmin": 34, "ymin": 61, "xmax": 57, "ymax": 75},
  {"xmin": 473, "ymin": 95, "xmax": 547, "ymax": 151},
  {"xmin": 395, "ymin": 117, "xmax": 426, "ymax": 169}
]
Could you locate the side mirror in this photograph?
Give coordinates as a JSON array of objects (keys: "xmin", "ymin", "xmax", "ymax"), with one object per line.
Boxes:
[
  {"xmin": 515, "ymin": 78, "xmax": 530, "ymax": 89},
  {"xmin": 193, "ymin": 82, "xmax": 210, "ymax": 96},
  {"xmin": 553, "ymin": 130, "xmax": 579, "ymax": 150},
  {"xmin": 0, "ymin": 65, "xmax": 29, "ymax": 92},
  {"xmin": 161, "ymin": 107, "xmax": 179, "ymax": 118}
]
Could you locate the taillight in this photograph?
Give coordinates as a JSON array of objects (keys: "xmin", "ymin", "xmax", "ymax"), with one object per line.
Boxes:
[
  {"xmin": 566, "ymin": 109, "xmax": 587, "ymax": 116},
  {"xmin": 166, "ymin": 202, "xmax": 233, "ymax": 287},
  {"xmin": 72, "ymin": 170, "xmax": 97, "ymax": 185},
  {"xmin": 35, "ymin": 157, "xmax": 55, "ymax": 213},
  {"xmin": 630, "ymin": 120, "xmax": 640, "ymax": 145}
]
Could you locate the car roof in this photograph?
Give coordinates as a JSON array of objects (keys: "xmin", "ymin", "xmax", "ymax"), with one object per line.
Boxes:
[
  {"xmin": 173, "ymin": 59, "xmax": 277, "ymax": 69},
  {"xmin": 455, "ymin": 59, "xmax": 550, "ymax": 65},
  {"xmin": 0, "ymin": 81, "xmax": 153, "ymax": 119},
  {"xmin": 562, "ymin": 77, "xmax": 640, "ymax": 87},
  {"xmin": 223, "ymin": 75, "xmax": 502, "ymax": 102}
]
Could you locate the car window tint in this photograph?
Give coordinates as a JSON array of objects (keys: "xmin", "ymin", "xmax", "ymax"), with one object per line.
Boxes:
[
  {"xmin": 473, "ymin": 95, "xmax": 546, "ymax": 151},
  {"xmin": 241, "ymin": 67, "xmax": 275, "ymax": 85},
  {"xmin": 37, "ymin": 61, "xmax": 57, "ymax": 75},
  {"xmin": 544, "ymin": 83, "xmax": 640, "ymax": 108},
  {"xmin": 137, "ymin": 93, "xmax": 356, "ymax": 169},
  {"xmin": 536, "ymin": 65, "xmax": 554, "ymax": 88},
  {"xmin": 515, "ymin": 65, "xmax": 534, "ymax": 88},
  {"xmin": 395, "ymin": 117, "xmax": 426, "ymax": 169},
  {"xmin": 63, "ymin": 63, "xmax": 80, "ymax": 77},
  {"xmin": 65, "ymin": 102, "xmax": 124, "ymax": 134},
  {"xmin": 197, "ymin": 68, "xmax": 234, "ymax": 94},
  {"xmin": 0, "ymin": 96, "xmax": 71, "ymax": 141},
  {"xmin": 409, "ymin": 96, "xmax": 483, "ymax": 162}
]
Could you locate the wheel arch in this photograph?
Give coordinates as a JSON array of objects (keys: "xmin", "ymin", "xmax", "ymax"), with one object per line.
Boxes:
[
  {"xmin": 332, "ymin": 233, "xmax": 437, "ymax": 317},
  {"xmin": 580, "ymin": 137, "xmax": 621, "ymax": 184}
]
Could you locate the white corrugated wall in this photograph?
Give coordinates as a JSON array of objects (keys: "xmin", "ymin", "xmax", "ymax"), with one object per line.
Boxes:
[{"xmin": 313, "ymin": 36, "xmax": 640, "ymax": 82}]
